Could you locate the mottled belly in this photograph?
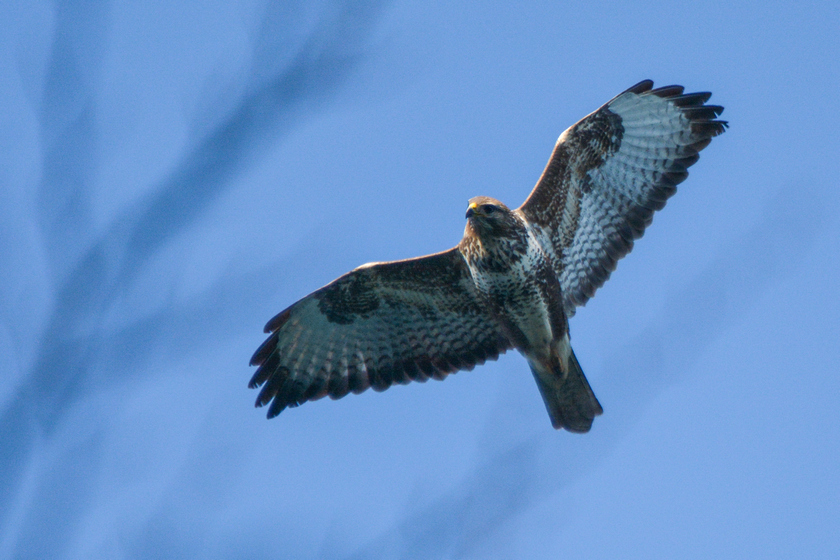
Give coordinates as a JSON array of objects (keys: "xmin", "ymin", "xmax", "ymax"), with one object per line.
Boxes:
[{"xmin": 479, "ymin": 273, "xmax": 554, "ymax": 353}]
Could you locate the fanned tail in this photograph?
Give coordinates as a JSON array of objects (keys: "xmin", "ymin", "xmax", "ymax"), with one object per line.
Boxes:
[{"xmin": 529, "ymin": 348, "xmax": 602, "ymax": 433}]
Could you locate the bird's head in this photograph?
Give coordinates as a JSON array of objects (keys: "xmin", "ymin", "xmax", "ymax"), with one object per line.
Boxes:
[{"xmin": 464, "ymin": 196, "xmax": 516, "ymax": 237}]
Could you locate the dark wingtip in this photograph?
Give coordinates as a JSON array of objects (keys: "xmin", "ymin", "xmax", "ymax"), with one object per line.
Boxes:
[
  {"xmin": 250, "ymin": 331, "xmax": 280, "ymax": 367},
  {"xmin": 627, "ymin": 79, "xmax": 654, "ymax": 94},
  {"xmin": 670, "ymin": 91, "xmax": 713, "ymax": 107},
  {"xmin": 264, "ymin": 307, "xmax": 292, "ymax": 333},
  {"xmin": 631, "ymin": 82, "xmax": 728, "ymax": 138},
  {"xmin": 691, "ymin": 120, "xmax": 729, "ymax": 138},
  {"xmin": 649, "ymin": 84, "xmax": 685, "ymax": 98},
  {"xmin": 552, "ymin": 417, "xmax": 594, "ymax": 433},
  {"xmin": 681, "ymin": 105, "xmax": 724, "ymax": 121},
  {"xmin": 671, "ymin": 90, "xmax": 727, "ymax": 139},
  {"xmin": 266, "ymin": 400, "xmax": 286, "ymax": 418},
  {"xmin": 255, "ymin": 382, "xmax": 288, "ymax": 418}
]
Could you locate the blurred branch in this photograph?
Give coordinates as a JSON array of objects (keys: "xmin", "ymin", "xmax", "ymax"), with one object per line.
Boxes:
[
  {"xmin": 0, "ymin": 0, "xmax": 385, "ymax": 552},
  {"xmin": 22, "ymin": 0, "xmax": 384, "ymax": 434},
  {"xmin": 36, "ymin": 1, "xmax": 111, "ymax": 279}
]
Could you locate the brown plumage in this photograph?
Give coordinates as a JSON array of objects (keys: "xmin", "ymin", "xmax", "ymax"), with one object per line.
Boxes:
[{"xmin": 249, "ymin": 80, "xmax": 727, "ymax": 432}]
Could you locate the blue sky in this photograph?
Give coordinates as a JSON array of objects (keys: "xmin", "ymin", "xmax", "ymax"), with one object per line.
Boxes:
[{"xmin": 2, "ymin": 1, "xmax": 839, "ymax": 558}]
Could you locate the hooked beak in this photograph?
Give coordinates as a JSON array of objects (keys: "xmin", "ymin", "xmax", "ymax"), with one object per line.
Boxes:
[{"xmin": 465, "ymin": 202, "xmax": 478, "ymax": 219}]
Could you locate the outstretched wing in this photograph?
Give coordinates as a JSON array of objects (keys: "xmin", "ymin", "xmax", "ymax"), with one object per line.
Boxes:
[
  {"xmin": 518, "ymin": 80, "xmax": 727, "ymax": 315},
  {"xmin": 249, "ymin": 248, "xmax": 511, "ymax": 417}
]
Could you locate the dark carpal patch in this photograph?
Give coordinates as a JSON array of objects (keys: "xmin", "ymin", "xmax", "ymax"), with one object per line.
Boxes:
[
  {"xmin": 381, "ymin": 294, "xmax": 440, "ymax": 323},
  {"xmin": 316, "ymin": 273, "xmax": 380, "ymax": 324},
  {"xmin": 518, "ymin": 107, "xmax": 622, "ymax": 230},
  {"xmin": 570, "ymin": 107, "xmax": 623, "ymax": 189}
]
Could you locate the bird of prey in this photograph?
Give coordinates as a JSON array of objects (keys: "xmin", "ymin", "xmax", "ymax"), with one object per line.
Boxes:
[{"xmin": 249, "ymin": 80, "xmax": 726, "ymax": 432}]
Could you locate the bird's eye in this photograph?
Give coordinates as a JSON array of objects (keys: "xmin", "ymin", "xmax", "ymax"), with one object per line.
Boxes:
[{"xmin": 482, "ymin": 204, "xmax": 496, "ymax": 214}]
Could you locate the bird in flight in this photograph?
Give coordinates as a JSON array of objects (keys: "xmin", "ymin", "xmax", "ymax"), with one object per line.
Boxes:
[{"xmin": 249, "ymin": 80, "xmax": 726, "ymax": 432}]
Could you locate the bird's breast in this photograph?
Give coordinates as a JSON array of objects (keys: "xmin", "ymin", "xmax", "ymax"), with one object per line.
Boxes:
[{"xmin": 465, "ymin": 236, "xmax": 560, "ymax": 352}]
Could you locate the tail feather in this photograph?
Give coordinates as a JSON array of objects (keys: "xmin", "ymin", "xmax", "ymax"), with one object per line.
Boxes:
[{"xmin": 529, "ymin": 348, "xmax": 603, "ymax": 433}]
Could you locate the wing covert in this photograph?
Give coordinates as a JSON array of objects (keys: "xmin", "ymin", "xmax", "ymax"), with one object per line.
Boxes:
[
  {"xmin": 249, "ymin": 248, "xmax": 511, "ymax": 417},
  {"xmin": 518, "ymin": 80, "xmax": 727, "ymax": 315}
]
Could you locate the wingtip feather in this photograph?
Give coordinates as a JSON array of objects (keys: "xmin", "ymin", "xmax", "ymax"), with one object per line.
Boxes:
[
  {"xmin": 626, "ymin": 79, "xmax": 654, "ymax": 94},
  {"xmin": 649, "ymin": 84, "xmax": 685, "ymax": 98},
  {"xmin": 264, "ymin": 307, "xmax": 292, "ymax": 333}
]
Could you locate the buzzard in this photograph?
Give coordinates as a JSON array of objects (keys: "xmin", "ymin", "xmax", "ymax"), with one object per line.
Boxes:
[{"xmin": 249, "ymin": 80, "xmax": 726, "ymax": 432}]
